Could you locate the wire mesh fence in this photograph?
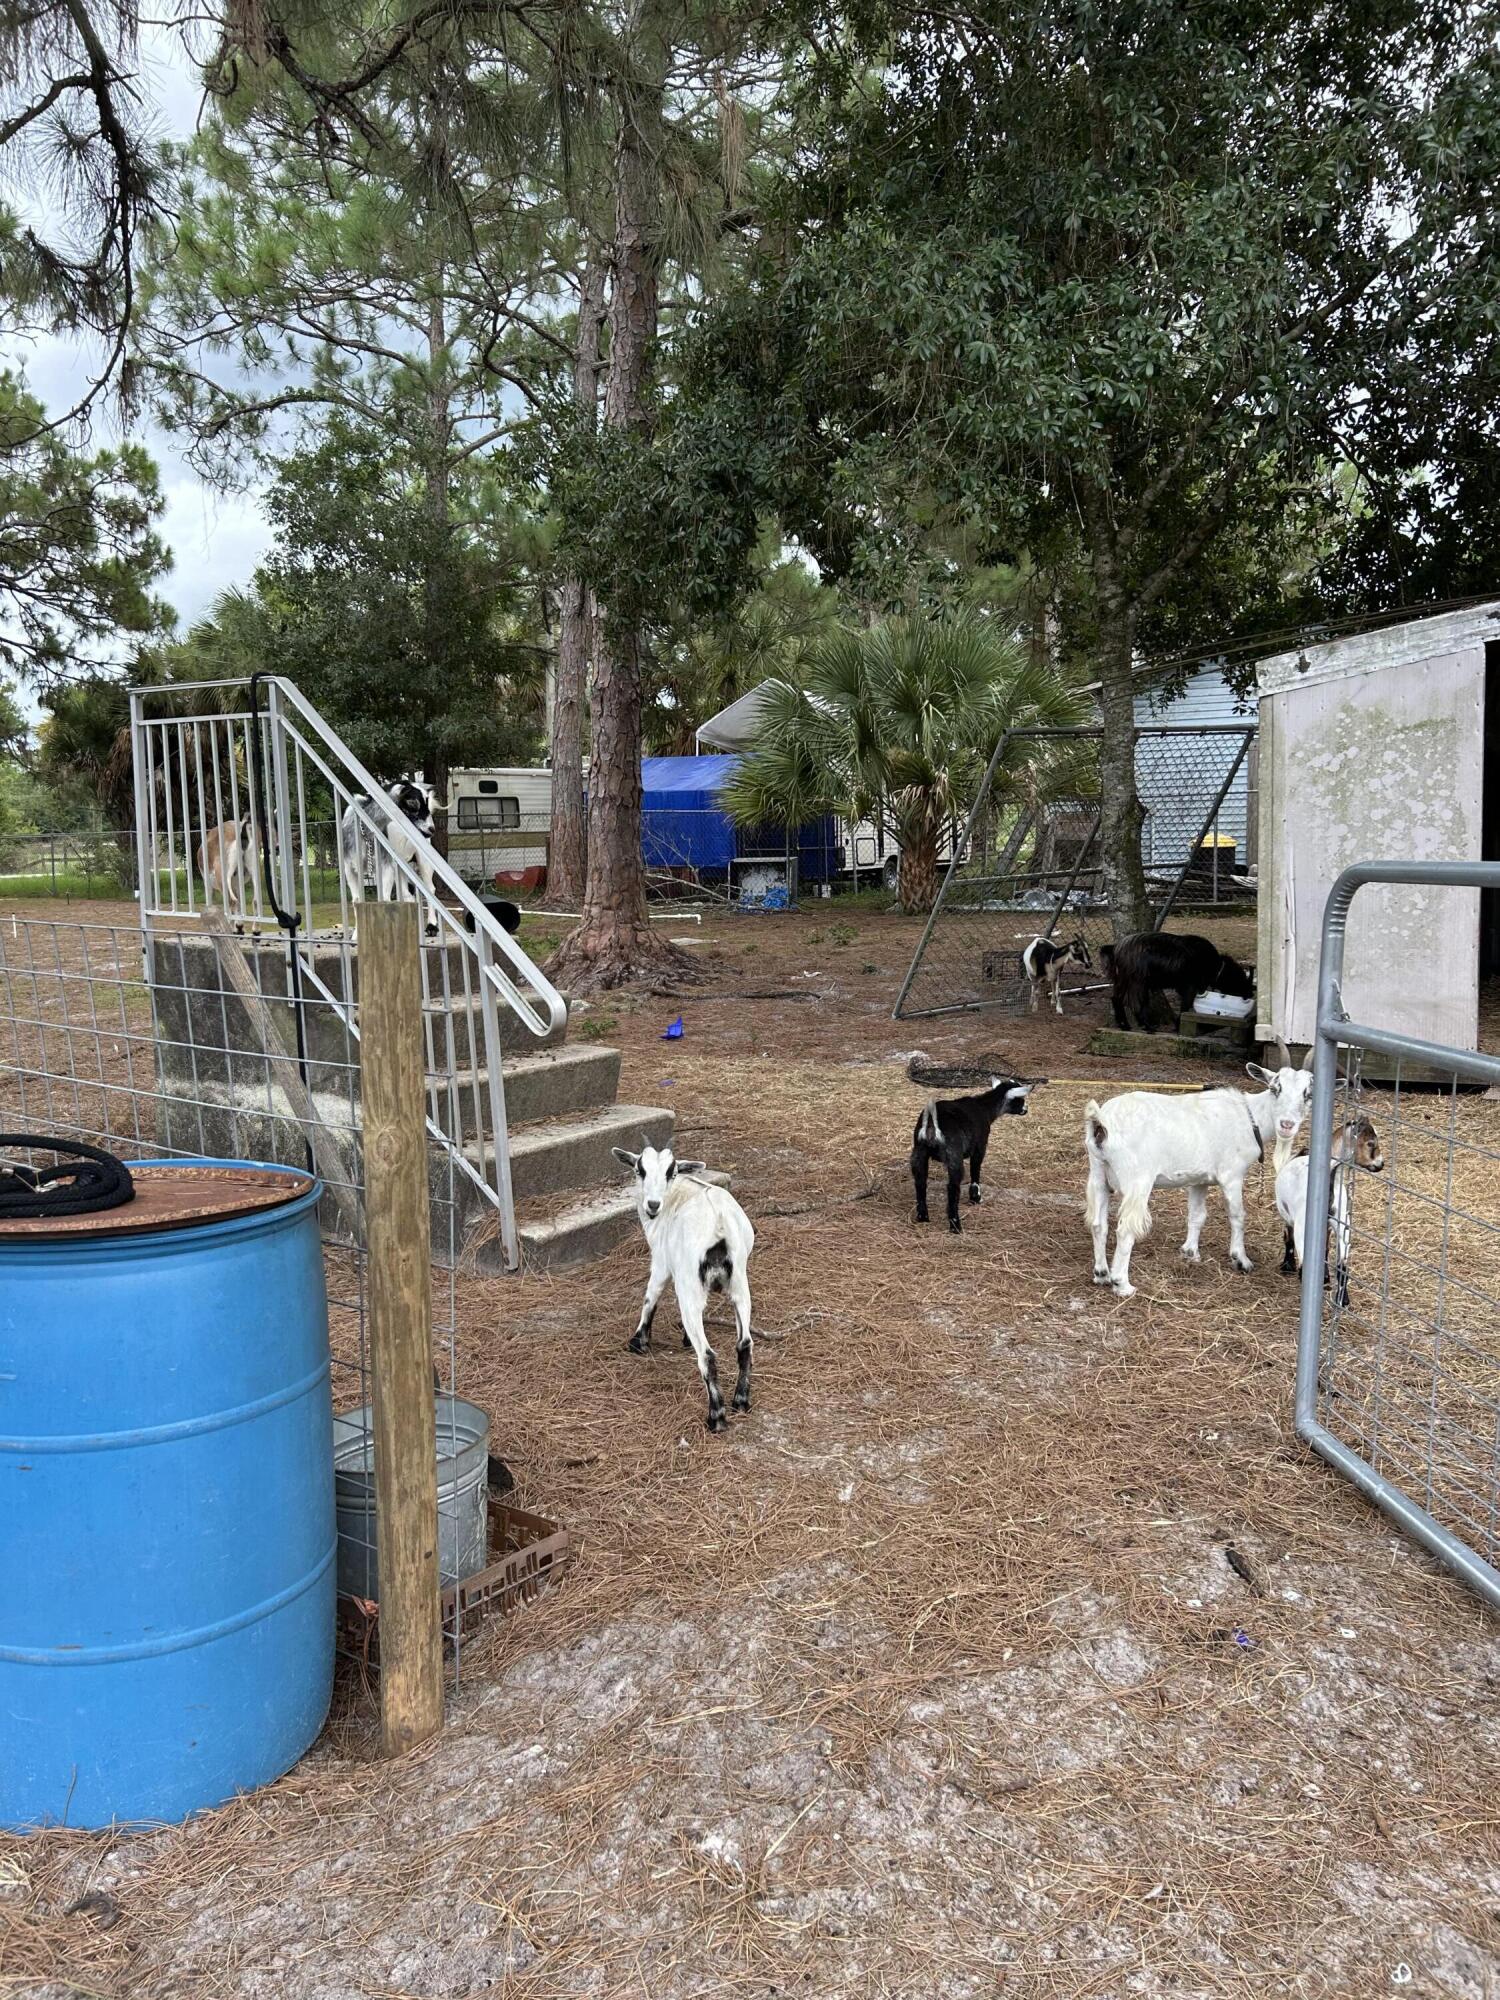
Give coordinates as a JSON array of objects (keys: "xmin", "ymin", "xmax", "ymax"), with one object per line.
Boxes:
[
  {"xmin": 1297, "ymin": 862, "xmax": 1500, "ymax": 1612},
  {"xmin": 453, "ymin": 807, "xmax": 871, "ymax": 908},
  {"xmin": 0, "ymin": 830, "xmax": 139, "ymax": 900},
  {"xmin": 895, "ymin": 724, "xmax": 1256, "ymax": 1019},
  {"xmin": 0, "ymin": 911, "xmax": 493, "ymax": 1679}
]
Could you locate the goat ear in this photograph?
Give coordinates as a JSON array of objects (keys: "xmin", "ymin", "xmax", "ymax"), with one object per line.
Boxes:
[
  {"xmin": 1006, "ymin": 1082, "xmax": 1036, "ymax": 1099},
  {"xmin": 1245, "ymin": 1062, "xmax": 1272, "ymax": 1085},
  {"xmin": 676, "ymin": 1159, "xmax": 708, "ymax": 1176},
  {"xmin": 611, "ymin": 1147, "xmax": 639, "ymax": 1171}
]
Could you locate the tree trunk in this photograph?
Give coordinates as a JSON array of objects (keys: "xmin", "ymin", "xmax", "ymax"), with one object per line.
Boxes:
[
  {"xmin": 549, "ymin": 76, "xmax": 693, "ymax": 992},
  {"xmin": 1079, "ymin": 488, "xmax": 1150, "ymax": 939},
  {"xmin": 548, "ymin": 252, "xmax": 605, "ymax": 909},
  {"xmin": 424, "ymin": 288, "xmax": 452, "ymax": 860},
  {"xmin": 897, "ymin": 801, "xmax": 942, "ymax": 915},
  {"xmin": 1096, "ymin": 622, "xmax": 1150, "ymax": 939}
]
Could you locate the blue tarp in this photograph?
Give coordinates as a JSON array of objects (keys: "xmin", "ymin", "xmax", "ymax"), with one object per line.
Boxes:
[
  {"xmin": 641, "ymin": 755, "xmax": 738, "ymax": 869},
  {"xmin": 637, "ymin": 754, "xmax": 839, "ymax": 881}
]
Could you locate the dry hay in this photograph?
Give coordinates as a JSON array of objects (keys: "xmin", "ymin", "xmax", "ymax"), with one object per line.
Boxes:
[{"xmin": 3, "ymin": 922, "xmax": 1500, "ymax": 1998}]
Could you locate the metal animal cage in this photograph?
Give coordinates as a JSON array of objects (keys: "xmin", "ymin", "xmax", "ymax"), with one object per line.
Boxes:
[
  {"xmin": 0, "ymin": 911, "xmax": 508, "ymax": 1678},
  {"xmin": 1298, "ymin": 861, "xmax": 1500, "ymax": 1612},
  {"xmin": 894, "ymin": 724, "xmax": 1256, "ymax": 1019}
]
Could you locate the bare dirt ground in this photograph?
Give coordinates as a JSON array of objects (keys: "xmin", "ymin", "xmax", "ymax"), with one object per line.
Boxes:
[{"xmin": 4, "ymin": 898, "xmax": 1500, "ymax": 2000}]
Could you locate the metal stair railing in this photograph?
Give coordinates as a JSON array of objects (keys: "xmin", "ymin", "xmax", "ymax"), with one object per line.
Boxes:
[{"xmin": 128, "ymin": 675, "xmax": 567, "ymax": 1270}]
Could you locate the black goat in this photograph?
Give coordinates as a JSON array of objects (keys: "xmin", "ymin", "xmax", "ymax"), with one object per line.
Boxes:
[
  {"xmin": 910, "ymin": 1075, "xmax": 1038, "ymax": 1233},
  {"xmin": 1103, "ymin": 931, "xmax": 1253, "ymax": 1033},
  {"xmin": 464, "ymin": 896, "xmax": 522, "ymax": 936}
]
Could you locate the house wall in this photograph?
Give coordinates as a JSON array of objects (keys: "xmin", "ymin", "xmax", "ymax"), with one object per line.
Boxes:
[{"xmin": 1255, "ymin": 607, "xmax": 1495, "ymax": 1052}]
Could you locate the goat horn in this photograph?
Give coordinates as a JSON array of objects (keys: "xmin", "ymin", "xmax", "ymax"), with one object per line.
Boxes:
[{"xmin": 1269, "ymin": 1037, "xmax": 1291, "ymax": 1069}]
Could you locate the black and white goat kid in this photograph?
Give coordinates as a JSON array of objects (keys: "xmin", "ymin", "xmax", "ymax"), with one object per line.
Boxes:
[
  {"xmin": 612, "ymin": 1143, "xmax": 755, "ymax": 1432},
  {"xmin": 1017, "ymin": 933, "xmax": 1092, "ymax": 1016},
  {"xmin": 910, "ymin": 1075, "xmax": 1038, "ymax": 1233},
  {"xmin": 338, "ymin": 779, "xmax": 440, "ymax": 943}
]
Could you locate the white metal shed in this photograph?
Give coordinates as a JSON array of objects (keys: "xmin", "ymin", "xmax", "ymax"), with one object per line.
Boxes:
[{"xmin": 1254, "ymin": 601, "xmax": 1500, "ymax": 1056}]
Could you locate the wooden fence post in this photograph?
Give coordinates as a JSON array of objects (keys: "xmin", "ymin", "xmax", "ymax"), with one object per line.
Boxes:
[{"xmin": 360, "ymin": 902, "xmax": 444, "ymax": 1755}]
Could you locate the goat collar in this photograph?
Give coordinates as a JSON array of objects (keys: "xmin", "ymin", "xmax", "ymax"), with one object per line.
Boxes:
[{"xmin": 1244, "ymin": 1098, "xmax": 1265, "ymax": 1163}]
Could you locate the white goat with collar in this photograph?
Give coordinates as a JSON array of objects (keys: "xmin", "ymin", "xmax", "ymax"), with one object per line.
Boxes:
[
  {"xmin": 1084, "ymin": 1054, "xmax": 1314, "ymax": 1298},
  {"xmin": 612, "ymin": 1143, "xmax": 755, "ymax": 1433}
]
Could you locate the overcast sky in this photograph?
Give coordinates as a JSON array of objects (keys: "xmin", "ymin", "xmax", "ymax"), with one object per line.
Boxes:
[{"xmin": 10, "ymin": 22, "xmax": 275, "ymax": 650}]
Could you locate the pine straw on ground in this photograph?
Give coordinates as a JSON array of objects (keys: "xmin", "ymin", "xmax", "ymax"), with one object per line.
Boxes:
[{"xmin": 4, "ymin": 919, "xmax": 1500, "ymax": 1999}]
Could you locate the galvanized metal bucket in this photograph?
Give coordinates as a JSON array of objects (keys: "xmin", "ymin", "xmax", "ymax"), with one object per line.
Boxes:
[{"xmin": 331, "ymin": 1394, "xmax": 490, "ymax": 1599}]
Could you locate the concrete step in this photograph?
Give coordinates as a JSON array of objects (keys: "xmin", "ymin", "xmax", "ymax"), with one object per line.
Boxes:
[
  {"xmin": 1087, "ymin": 1025, "xmax": 1244, "ymax": 1063},
  {"xmin": 517, "ymin": 1170, "xmax": 732, "ymax": 1274},
  {"xmin": 149, "ymin": 931, "xmax": 568, "ymax": 1074},
  {"xmin": 428, "ymin": 1044, "xmax": 622, "ymax": 1139},
  {"xmin": 418, "ymin": 990, "xmax": 570, "ymax": 1064},
  {"xmin": 470, "ymin": 1102, "xmax": 675, "ymax": 1207}
]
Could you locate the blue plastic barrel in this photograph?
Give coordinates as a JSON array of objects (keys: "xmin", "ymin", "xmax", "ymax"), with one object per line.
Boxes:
[{"xmin": 0, "ymin": 1159, "xmax": 335, "ymax": 1829}]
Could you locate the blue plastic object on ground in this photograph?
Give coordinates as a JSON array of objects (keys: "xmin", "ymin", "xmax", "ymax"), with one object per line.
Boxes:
[{"xmin": 0, "ymin": 1159, "xmax": 335, "ymax": 1830}]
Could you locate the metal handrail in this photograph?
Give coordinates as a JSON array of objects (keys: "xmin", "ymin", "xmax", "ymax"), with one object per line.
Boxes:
[
  {"xmin": 132, "ymin": 675, "xmax": 567, "ymax": 1041},
  {"xmin": 128, "ymin": 674, "xmax": 567, "ymax": 1270}
]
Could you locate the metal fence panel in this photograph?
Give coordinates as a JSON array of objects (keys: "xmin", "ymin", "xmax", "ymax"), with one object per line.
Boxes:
[
  {"xmin": 894, "ymin": 724, "xmax": 1256, "ymax": 1020},
  {"xmin": 127, "ymin": 677, "xmax": 568, "ymax": 1270},
  {"xmin": 0, "ymin": 912, "xmax": 492, "ymax": 1678},
  {"xmin": 1297, "ymin": 860, "xmax": 1500, "ymax": 1612}
]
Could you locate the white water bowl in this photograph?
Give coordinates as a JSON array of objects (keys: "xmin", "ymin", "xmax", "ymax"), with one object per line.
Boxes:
[{"xmin": 1195, "ymin": 990, "xmax": 1254, "ymax": 1020}]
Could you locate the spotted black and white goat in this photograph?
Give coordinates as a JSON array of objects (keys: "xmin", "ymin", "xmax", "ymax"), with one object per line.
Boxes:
[
  {"xmin": 910, "ymin": 1075, "xmax": 1038, "ymax": 1233},
  {"xmin": 1084, "ymin": 1049, "xmax": 1314, "ymax": 1297},
  {"xmin": 1275, "ymin": 1114, "xmax": 1384, "ymax": 1307},
  {"xmin": 1017, "ymin": 933, "xmax": 1092, "ymax": 1016},
  {"xmin": 338, "ymin": 779, "xmax": 440, "ymax": 943},
  {"xmin": 611, "ymin": 1143, "xmax": 755, "ymax": 1433}
]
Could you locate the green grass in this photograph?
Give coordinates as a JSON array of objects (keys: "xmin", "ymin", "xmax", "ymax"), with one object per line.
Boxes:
[
  {"xmin": 825, "ymin": 885, "xmax": 897, "ymax": 912},
  {"xmin": 0, "ymin": 870, "xmax": 132, "ymax": 900}
]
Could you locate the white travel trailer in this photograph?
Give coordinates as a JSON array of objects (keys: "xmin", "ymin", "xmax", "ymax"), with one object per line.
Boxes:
[{"xmin": 445, "ymin": 767, "xmax": 553, "ymax": 886}]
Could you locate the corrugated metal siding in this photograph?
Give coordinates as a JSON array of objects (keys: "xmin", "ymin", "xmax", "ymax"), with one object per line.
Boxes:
[{"xmin": 1132, "ymin": 666, "xmax": 1255, "ymax": 869}]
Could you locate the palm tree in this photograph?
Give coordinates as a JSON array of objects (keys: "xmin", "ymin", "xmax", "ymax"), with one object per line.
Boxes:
[{"xmin": 721, "ymin": 612, "xmax": 1088, "ymax": 914}]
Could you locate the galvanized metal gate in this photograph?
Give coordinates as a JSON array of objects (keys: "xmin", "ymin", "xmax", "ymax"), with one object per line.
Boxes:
[
  {"xmin": 1298, "ymin": 860, "xmax": 1500, "ymax": 1611},
  {"xmin": 893, "ymin": 723, "xmax": 1255, "ymax": 1020}
]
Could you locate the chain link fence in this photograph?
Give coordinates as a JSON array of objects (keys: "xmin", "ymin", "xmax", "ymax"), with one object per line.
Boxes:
[{"xmin": 894, "ymin": 724, "xmax": 1256, "ymax": 1019}]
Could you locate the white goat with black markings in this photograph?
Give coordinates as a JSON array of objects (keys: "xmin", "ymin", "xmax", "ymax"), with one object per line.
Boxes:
[
  {"xmin": 1276, "ymin": 1114, "xmax": 1384, "ymax": 1307},
  {"xmin": 1016, "ymin": 933, "xmax": 1092, "ymax": 1016},
  {"xmin": 1084, "ymin": 1048, "xmax": 1314, "ymax": 1298},
  {"xmin": 612, "ymin": 1143, "xmax": 755, "ymax": 1433}
]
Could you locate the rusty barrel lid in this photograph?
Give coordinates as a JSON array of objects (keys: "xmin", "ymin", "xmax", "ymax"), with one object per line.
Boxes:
[{"xmin": 0, "ymin": 1162, "xmax": 318, "ymax": 1242}]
